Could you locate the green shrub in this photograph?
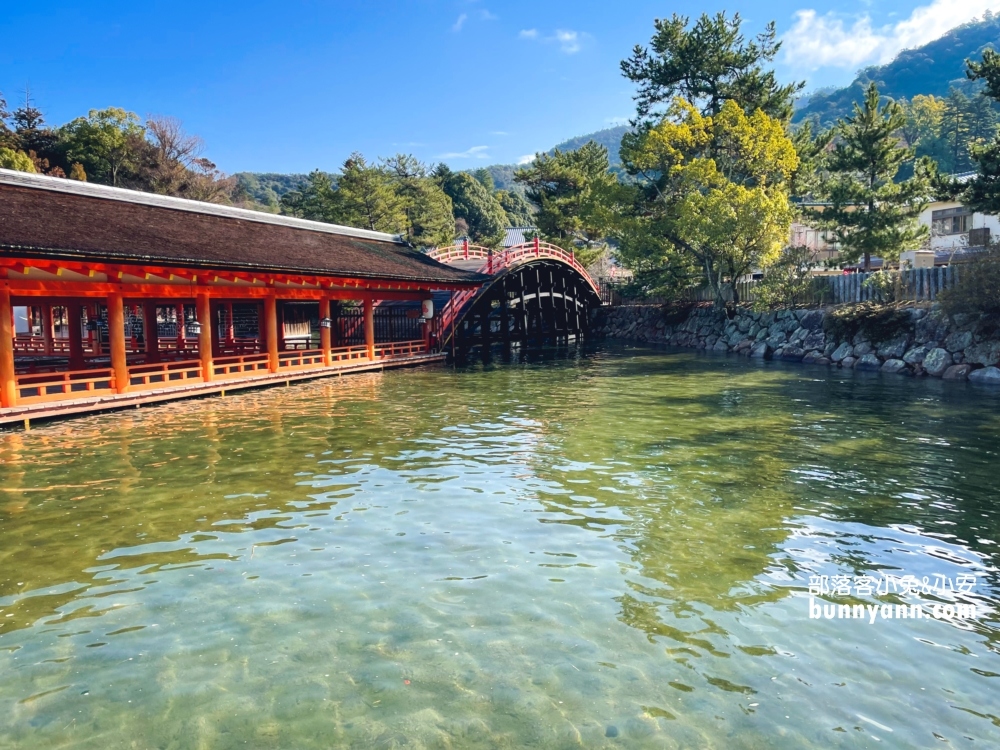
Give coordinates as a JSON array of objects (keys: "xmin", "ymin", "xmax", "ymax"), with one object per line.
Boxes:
[
  {"xmin": 752, "ymin": 246, "xmax": 820, "ymax": 311},
  {"xmin": 822, "ymin": 302, "xmax": 911, "ymax": 343},
  {"xmin": 862, "ymin": 270, "xmax": 898, "ymax": 303},
  {"xmin": 939, "ymin": 247, "xmax": 1000, "ymax": 317}
]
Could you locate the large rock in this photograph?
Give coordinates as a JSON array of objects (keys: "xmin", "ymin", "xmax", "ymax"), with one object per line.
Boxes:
[
  {"xmin": 855, "ymin": 353, "xmax": 883, "ymax": 371},
  {"xmin": 750, "ymin": 342, "xmax": 771, "ymax": 359},
  {"xmin": 916, "ymin": 312, "xmax": 949, "ymax": 345},
  {"xmin": 798, "ymin": 309, "xmax": 825, "ymax": 331},
  {"xmin": 903, "ymin": 345, "xmax": 932, "ymax": 365},
  {"xmin": 841, "ymin": 356, "xmax": 857, "ymax": 369},
  {"xmin": 943, "ymin": 364, "xmax": 972, "ymax": 381},
  {"xmin": 881, "ymin": 359, "xmax": 910, "ymax": 375},
  {"xmin": 712, "ymin": 339, "xmax": 729, "ymax": 352},
  {"xmin": 777, "ymin": 346, "xmax": 806, "ymax": 362},
  {"xmin": 765, "ymin": 332, "xmax": 787, "ymax": 348},
  {"xmin": 945, "ymin": 330, "xmax": 973, "ymax": 352},
  {"xmin": 969, "ymin": 366, "xmax": 1000, "ymax": 384},
  {"xmin": 830, "ymin": 342, "xmax": 854, "ymax": 362},
  {"xmin": 802, "ymin": 331, "xmax": 827, "ymax": 351},
  {"xmin": 853, "ymin": 341, "xmax": 874, "ymax": 357},
  {"xmin": 922, "ymin": 348, "xmax": 952, "ymax": 377},
  {"xmin": 789, "ymin": 327, "xmax": 809, "ymax": 346},
  {"xmin": 877, "ymin": 334, "xmax": 911, "ymax": 360},
  {"xmin": 803, "ymin": 351, "xmax": 829, "ymax": 365},
  {"xmin": 964, "ymin": 341, "xmax": 1000, "ymax": 367}
]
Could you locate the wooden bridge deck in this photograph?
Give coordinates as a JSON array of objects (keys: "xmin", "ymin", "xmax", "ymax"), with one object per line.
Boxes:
[{"xmin": 0, "ymin": 351, "xmax": 444, "ymax": 428}]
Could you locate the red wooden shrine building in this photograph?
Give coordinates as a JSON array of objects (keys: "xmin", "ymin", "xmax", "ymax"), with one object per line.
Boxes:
[{"xmin": 0, "ymin": 168, "xmax": 484, "ymax": 425}]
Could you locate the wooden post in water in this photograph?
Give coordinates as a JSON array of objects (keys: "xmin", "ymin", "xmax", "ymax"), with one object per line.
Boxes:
[
  {"xmin": 0, "ymin": 287, "xmax": 17, "ymax": 408},
  {"xmin": 107, "ymin": 292, "xmax": 129, "ymax": 393}
]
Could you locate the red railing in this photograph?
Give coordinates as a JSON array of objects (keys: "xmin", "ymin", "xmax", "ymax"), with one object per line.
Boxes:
[
  {"xmin": 214, "ymin": 353, "xmax": 270, "ymax": 378},
  {"xmin": 426, "ymin": 240, "xmax": 493, "ymax": 265},
  {"xmin": 278, "ymin": 349, "xmax": 326, "ymax": 369},
  {"xmin": 330, "ymin": 344, "xmax": 370, "ymax": 363},
  {"xmin": 16, "ymin": 368, "xmax": 116, "ymax": 404},
  {"xmin": 375, "ymin": 340, "xmax": 426, "ymax": 358},
  {"xmin": 128, "ymin": 359, "xmax": 203, "ymax": 390}
]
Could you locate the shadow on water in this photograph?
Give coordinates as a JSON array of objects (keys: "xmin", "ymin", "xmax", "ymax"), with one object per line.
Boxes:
[{"xmin": 0, "ymin": 342, "xmax": 999, "ymax": 748}]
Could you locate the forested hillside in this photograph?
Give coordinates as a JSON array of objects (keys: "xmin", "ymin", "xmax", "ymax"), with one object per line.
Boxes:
[{"xmin": 796, "ymin": 14, "xmax": 1000, "ymax": 125}]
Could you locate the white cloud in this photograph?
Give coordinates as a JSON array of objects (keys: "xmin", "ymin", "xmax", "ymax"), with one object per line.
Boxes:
[
  {"xmin": 480, "ymin": 9, "xmax": 498, "ymax": 21},
  {"xmin": 554, "ymin": 29, "xmax": 582, "ymax": 54},
  {"xmin": 490, "ymin": 130, "xmax": 509, "ymax": 136},
  {"xmin": 438, "ymin": 145, "xmax": 491, "ymax": 160},
  {"xmin": 518, "ymin": 28, "xmax": 588, "ymax": 54},
  {"xmin": 517, "ymin": 154, "xmax": 535, "ymax": 165},
  {"xmin": 452, "ymin": 13, "xmax": 467, "ymax": 32},
  {"xmin": 783, "ymin": 1, "xmax": 994, "ymax": 70}
]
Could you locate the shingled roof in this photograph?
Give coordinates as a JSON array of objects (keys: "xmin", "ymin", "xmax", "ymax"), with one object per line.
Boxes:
[{"xmin": 0, "ymin": 169, "xmax": 484, "ymax": 286}]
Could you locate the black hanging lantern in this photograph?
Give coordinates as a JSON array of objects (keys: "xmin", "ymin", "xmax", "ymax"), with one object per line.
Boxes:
[{"xmin": 319, "ymin": 317, "xmax": 332, "ymax": 329}]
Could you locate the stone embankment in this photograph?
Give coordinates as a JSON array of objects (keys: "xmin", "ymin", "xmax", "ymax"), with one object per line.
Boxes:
[{"xmin": 594, "ymin": 304, "xmax": 1000, "ymax": 383}]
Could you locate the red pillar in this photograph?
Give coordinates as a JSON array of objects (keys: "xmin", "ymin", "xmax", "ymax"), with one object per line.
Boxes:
[
  {"xmin": 0, "ymin": 287, "xmax": 17, "ymax": 408},
  {"xmin": 197, "ymin": 293, "xmax": 214, "ymax": 381},
  {"xmin": 364, "ymin": 298, "xmax": 375, "ymax": 360},
  {"xmin": 107, "ymin": 292, "xmax": 129, "ymax": 394},
  {"xmin": 320, "ymin": 298, "xmax": 332, "ymax": 367},
  {"xmin": 265, "ymin": 295, "xmax": 279, "ymax": 373}
]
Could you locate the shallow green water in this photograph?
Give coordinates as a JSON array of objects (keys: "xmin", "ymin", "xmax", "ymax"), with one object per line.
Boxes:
[{"xmin": 1, "ymin": 343, "xmax": 999, "ymax": 749}]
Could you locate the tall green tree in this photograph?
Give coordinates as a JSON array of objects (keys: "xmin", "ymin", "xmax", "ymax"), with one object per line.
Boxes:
[
  {"xmin": 514, "ymin": 141, "xmax": 618, "ymax": 264},
  {"xmin": 61, "ymin": 108, "xmax": 146, "ymax": 186},
  {"xmin": 807, "ymin": 83, "xmax": 930, "ymax": 271},
  {"xmin": 956, "ymin": 48, "xmax": 1000, "ymax": 212},
  {"xmin": 495, "ymin": 189, "xmax": 534, "ymax": 227},
  {"xmin": 435, "ymin": 165, "xmax": 508, "ymax": 247},
  {"xmin": 620, "ymin": 100, "xmax": 799, "ymax": 304},
  {"xmin": 330, "ymin": 153, "xmax": 406, "ymax": 233},
  {"xmin": 382, "ymin": 154, "xmax": 455, "ymax": 248},
  {"xmin": 621, "ymin": 12, "xmax": 803, "ymax": 122}
]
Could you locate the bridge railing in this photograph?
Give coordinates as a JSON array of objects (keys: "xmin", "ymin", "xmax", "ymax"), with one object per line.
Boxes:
[{"xmin": 427, "ymin": 241, "xmax": 493, "ymax": 265}]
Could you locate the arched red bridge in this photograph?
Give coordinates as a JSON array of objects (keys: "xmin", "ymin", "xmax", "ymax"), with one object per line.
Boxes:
[{"xmin": 427, "ymin": 238, "xmax": 602, "ymax": 356}]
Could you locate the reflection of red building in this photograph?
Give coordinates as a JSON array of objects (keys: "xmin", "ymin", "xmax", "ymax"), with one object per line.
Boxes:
[{"xmin": 0, "ymin": 169, "xmax": 484, "ymax": 425}]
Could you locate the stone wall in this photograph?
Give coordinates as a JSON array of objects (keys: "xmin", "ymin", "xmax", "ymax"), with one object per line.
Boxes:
[{"xmin": 593, "ymin": 304, "xmax": 1000, "ymax": 384}]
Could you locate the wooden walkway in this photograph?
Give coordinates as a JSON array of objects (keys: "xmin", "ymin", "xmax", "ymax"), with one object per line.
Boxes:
[{"xmin": 0, "ymin": 351, "xmax": 444, "ymax": 428}]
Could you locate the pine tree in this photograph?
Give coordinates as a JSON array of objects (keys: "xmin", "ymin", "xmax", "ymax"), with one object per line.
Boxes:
[
  {"xmin": 808, "ymin": 83, "xmax": 930, "ymax": 271},
  {"xmin": 959, "ymin": 48, "xmax": 1000, "ymax": 213}
]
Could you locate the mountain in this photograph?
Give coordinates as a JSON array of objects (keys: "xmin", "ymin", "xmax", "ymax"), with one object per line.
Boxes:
[
  {"xmin": 481, "ymin": 125, "xmax": 631, "ymax": 191},
  {"xmin": 795, "ymin": 14, "xmax": 1000, "ymax": 125}
]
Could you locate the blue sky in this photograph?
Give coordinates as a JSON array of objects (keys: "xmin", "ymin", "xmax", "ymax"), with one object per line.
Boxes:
[{"xmin": 1, "ymin": 0, "xmax": 992, "ymax": 174}]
